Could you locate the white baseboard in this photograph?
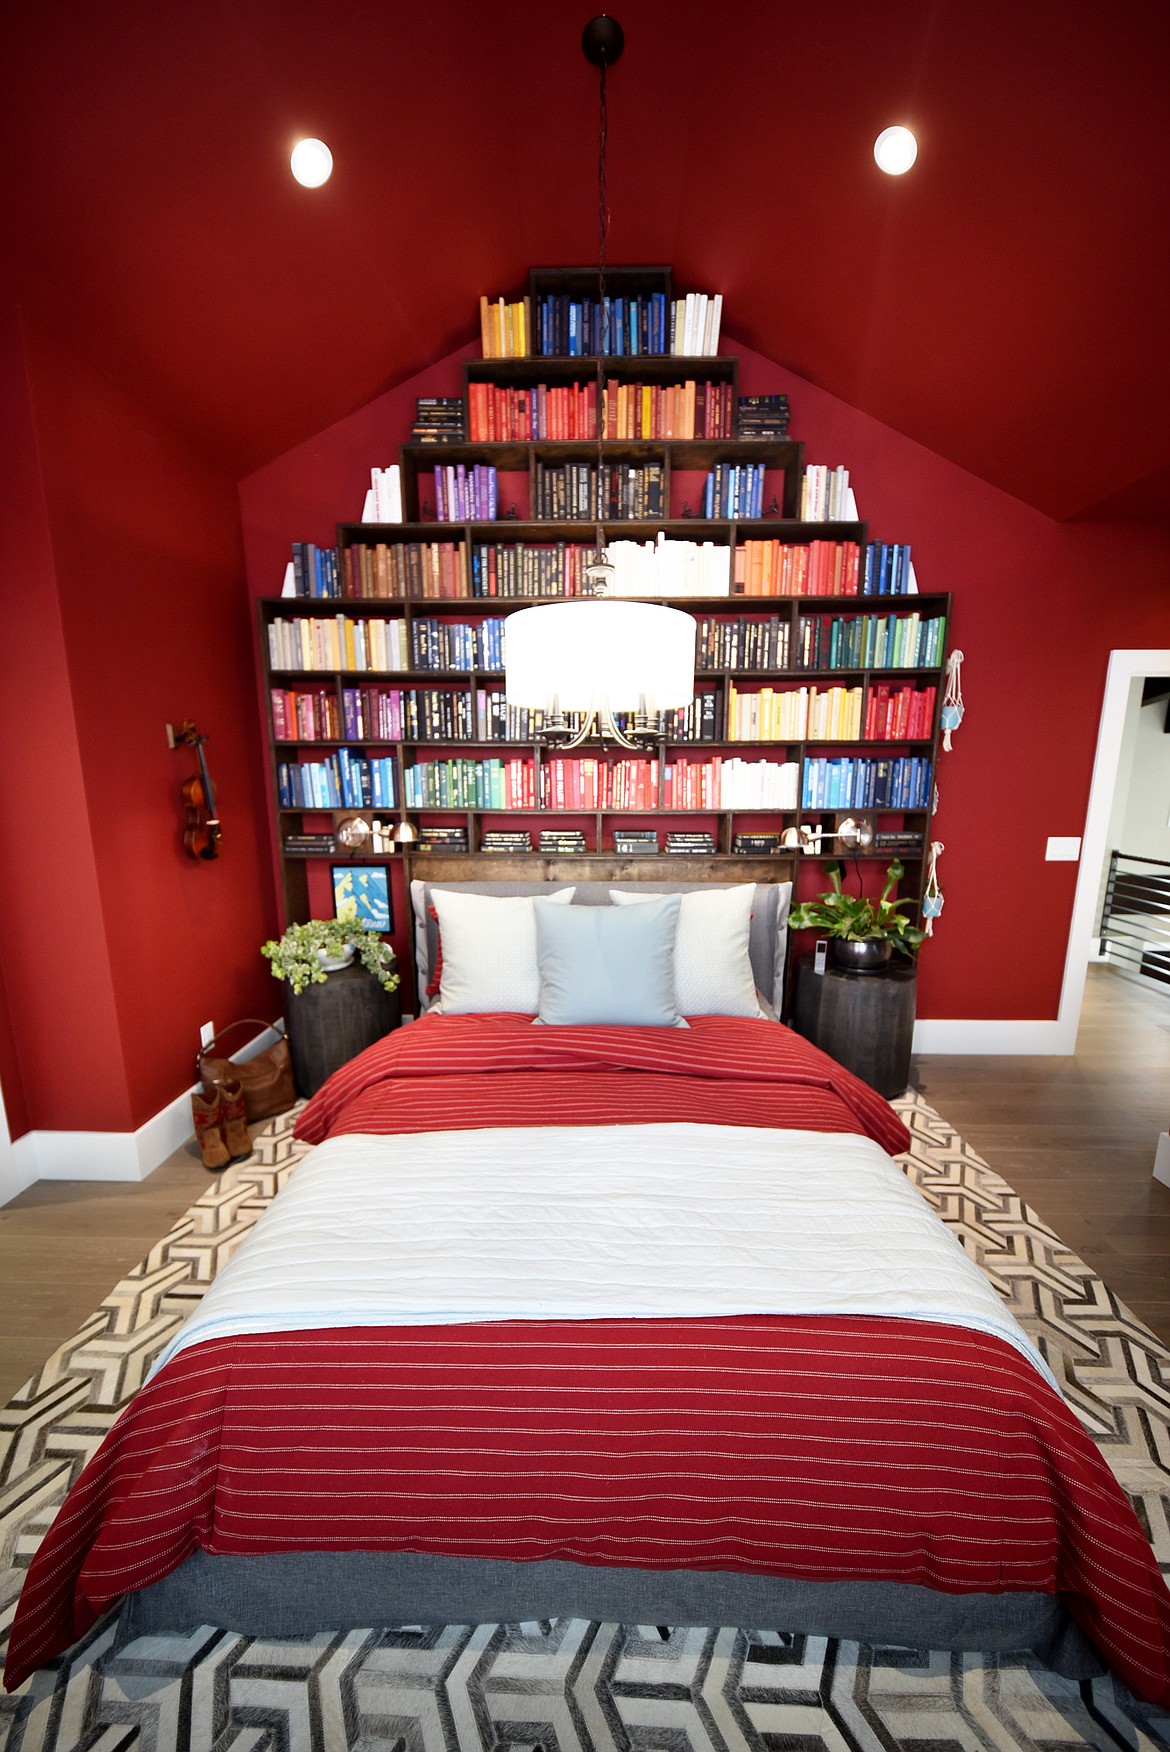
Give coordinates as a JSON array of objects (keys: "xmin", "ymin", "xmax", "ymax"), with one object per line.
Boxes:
[
  {"xmin": 912, "ymin": 1017, "xmax": 1074, "ymax": 1055},
  {"xmin": 2, "ymin": 1023, "xmax": 285, "ymax": 1199},
  {"xmin": 0, "ymin": 1138, "xmax": 37, "ymax": 1206}
]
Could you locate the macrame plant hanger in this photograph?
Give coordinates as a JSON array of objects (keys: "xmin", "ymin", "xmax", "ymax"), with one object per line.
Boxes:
[
  {"xmin": 921, "ymin": 839, "xmax": 945, "ymax": 934},
  {"xmin": 941, "ymin": 648, "xmax": 965, "ymax": 750}
]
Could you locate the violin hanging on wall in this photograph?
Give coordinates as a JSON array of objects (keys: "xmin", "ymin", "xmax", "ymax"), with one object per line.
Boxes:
[{"xmin": 168, "ymin": 720, "xmax": 221, "ymax": 860}]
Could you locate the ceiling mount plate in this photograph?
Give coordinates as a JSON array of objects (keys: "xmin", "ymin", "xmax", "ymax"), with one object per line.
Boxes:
[{"xmin": 582, "ymin": 15, "xmax": 624, "ymax": 67}]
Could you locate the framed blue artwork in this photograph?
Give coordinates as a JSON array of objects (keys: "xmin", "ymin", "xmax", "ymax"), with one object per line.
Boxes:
[{"xmin": 332, "ymin": 865, "xmax": 392, "ymax": 933}]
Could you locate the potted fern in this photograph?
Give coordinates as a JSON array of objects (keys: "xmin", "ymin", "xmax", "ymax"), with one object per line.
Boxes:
[{"xmin": 787, "ymin": 859, "xmax": 926, "ymax": 974}]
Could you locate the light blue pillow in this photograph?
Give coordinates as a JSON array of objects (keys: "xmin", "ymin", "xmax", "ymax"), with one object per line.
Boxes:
[{"xmin": 533, "ymin": 894, "xmax": 686, "ymax": 1027}]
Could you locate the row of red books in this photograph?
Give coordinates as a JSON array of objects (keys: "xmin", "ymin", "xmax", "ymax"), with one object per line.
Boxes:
[
  {"xmin": 467, "ymin": 380, "xmax": 598, "ymax": 443},
  {"xmin": 862, "ymin": 684, "xmax": 937, "ymax": 741},
  {"xmin": 269, "ymin": 687, "xmax": 340, "ymax": 741}
]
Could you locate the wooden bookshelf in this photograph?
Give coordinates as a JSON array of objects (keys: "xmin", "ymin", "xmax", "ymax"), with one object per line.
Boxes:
[{"xmin": 262, "ymin": 266, "xmax": 950, "ymax": 981}]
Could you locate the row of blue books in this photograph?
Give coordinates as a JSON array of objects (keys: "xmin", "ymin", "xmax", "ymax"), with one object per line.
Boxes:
[
  {"xmin": 862, "ymin": 543, "xmax": 914, "ymax": 595},
  {"xmin": 290, "ymin": 541, "xmax": 340, "ymax": 598},
  {"xmin": 537, "ymin": 293, "xmax": 670, "ymax": 358},
  {"xmin": 276, "ymin": 752, "xmax": 398, "ymax": 810},
  {"xmin": 409, "ymin": 618, "xmax": 505, "ymax": 671},
  {"xmin": 705, "ymin": 463, "xmax": 766, "ymax": 520},
  {"xmin": 801, "ymin": 755, "xmax": 933, "ymax": 811}
]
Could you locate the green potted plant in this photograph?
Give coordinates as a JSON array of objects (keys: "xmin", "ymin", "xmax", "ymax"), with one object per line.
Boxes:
[
  {"xmin": 262, "ymin": 901, "xmax": 401, "ymax": 1098},
  {"xmin": 787, "ymin": 858, "xmax": 926, "ymax": 974},
  {"xmin": 262, "ymin": 900, "xmax": 400, "ymax": 997}
]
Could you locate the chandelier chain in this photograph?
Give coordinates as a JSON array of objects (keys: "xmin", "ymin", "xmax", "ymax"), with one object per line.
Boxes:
[{"xmin": 594, "ymin": 58, "xmax": 609, "ymax": 534}]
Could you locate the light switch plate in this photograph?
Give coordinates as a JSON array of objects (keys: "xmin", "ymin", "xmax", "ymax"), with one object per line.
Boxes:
[
  {"xmin": 1045, "ymin": 836, "xmax": 1081, "ymax": 862},
  {"xmin": 199, "ymin": 1021, "xmax": 215, "ymax": 1049}
]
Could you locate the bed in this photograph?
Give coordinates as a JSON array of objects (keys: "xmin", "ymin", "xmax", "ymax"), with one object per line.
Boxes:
[{"xmin": 5, "ymin": 879, "xmax": 1170, "ymax": 1706}]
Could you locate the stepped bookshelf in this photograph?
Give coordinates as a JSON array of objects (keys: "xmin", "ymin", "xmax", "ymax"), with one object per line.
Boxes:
[{"xmin": 260, "ymin": 265, "xmax": 949, "ymax": 1001}]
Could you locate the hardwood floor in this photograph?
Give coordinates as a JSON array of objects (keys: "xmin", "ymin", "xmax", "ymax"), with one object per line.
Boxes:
[
  {"xmin": 913, "ymin": 962, "xmax": 1170, "ymax": 1348},
  {"xmin": 0, "ymin": 1140, "xmax": 212, "ymax": 1406},
  {"xmin": 0, "ymin": 962, "xmax": 1167, "ymax": 1406}
]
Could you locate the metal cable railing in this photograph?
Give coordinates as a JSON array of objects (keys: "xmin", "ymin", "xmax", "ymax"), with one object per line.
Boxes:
[{"xmin": 1098, "ymin": 851, "xmax": 1170, "ymax": 986}]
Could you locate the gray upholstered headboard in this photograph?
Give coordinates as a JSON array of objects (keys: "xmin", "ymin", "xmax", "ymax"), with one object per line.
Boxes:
[{"xmin": 409, "ymin": 877, "xmax": 793, "ymax": 1013}]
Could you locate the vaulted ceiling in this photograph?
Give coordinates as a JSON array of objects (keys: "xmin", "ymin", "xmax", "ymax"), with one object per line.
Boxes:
[{"xmin": 3, "ymin": 0, "xmax": 1168, "ymax": 522}]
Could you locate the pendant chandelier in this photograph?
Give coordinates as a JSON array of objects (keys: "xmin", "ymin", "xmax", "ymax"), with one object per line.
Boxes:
[{"xmin": 503, "ymin": 16, "xmax": 696, "ymax": 751}]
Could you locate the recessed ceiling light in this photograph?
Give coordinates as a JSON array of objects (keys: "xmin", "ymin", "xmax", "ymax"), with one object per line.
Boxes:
[
  {"xmin": 874, "ymin": 126, "xmax": 918, "ymax": 175},
  {"xmin": 290, "ymin": 138, "xmax": 333, "ymax": 188}
]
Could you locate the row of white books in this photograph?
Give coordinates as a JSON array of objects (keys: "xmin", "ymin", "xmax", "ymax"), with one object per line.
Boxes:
[
  {"xmin": 603, "ymin": 535, "xmax": 732, "ymax": 597},
  {"xmin": 800, "ymin": 465, "xmax": 857, "ymax": 522},
  {"xmin": 362, "ymin": 465, "xmax": 403, "ymax": 524},
  {"xmin": 671, "ymin": 292, "xmax": 723, "ymax": 357},
  {"xmin": 662, "ymin": 756, "xmax": 800, "ymax": 810}
]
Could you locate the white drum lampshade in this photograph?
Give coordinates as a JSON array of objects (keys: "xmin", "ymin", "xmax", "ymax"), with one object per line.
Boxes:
[{"xmin": 504, "ymin": 600, "xmax": 696, "ymax": 717}]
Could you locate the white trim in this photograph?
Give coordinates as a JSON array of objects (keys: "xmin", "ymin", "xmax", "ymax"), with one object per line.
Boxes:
[
  {"xmin": 913, "ymin": 1018, "xmax": 1067, "ymax": 1054},
  {"xmin": 0, "ymin": 1087, "xmax": 36, "ymax": 1207},
  {"xmin": 912, "ymin": 651, "xmax": 1170, "ymax": 1057},
  {"xmin": 1054, "ymin": 650, "xmax": 1170, "ymax": 1053},
  {"xmin": 1, "ymin": 1022, "xmax": 285, "ymax": 1197}
]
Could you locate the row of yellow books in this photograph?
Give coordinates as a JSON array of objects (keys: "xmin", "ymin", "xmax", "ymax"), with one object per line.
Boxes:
[
  {"xmin": 728, "ymin": 683, "xmax": 863, "ymax": 742},
  {"xmin": 479, "ymin": 295, "xmax": 532, "ymax": 358}
]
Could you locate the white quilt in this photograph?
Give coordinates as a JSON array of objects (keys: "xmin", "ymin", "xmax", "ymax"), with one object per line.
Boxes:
[{"xmin": 153, "ymin": 1123, "xmax": 1052, "ymax": 1386}]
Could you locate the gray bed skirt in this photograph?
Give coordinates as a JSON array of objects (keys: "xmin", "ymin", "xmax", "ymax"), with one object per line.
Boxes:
[{"xmin": 117, "ymin": 1550, "xmax": 1106, "ymax": 1681}]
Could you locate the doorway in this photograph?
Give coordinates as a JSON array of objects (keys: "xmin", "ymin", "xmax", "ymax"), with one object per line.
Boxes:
[{"xmin": 1058, "ymin": 649, "xmax": 1170, "ymax": 1050}]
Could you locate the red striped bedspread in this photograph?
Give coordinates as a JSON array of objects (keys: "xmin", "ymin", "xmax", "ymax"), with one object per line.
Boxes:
[
  {"xmin": 6, "ymin": 1016, "xmax": 1170, "ymax": 1704},
  {"xmin": 292, "ymin": 1012, "xmax": 912, "ymax": 1153}
]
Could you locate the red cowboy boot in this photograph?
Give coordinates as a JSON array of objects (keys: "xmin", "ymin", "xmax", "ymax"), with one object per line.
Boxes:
[
  {"xmin": 217, "ymin": 1076, "xmax": 254, "ymax": 1162},
  {"xmin": 191, "ymin": 1087, "xmax": 230, "ymax": 1171}
]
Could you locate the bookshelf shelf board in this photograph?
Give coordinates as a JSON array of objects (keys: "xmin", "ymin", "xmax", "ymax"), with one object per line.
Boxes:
[
  {"xmin": 264, "ymin": 591, "xmax": 947, "ymax": 617},
  {"xmin": 400, "ymin": 441, "xmax": 531, "ymax": 471},
  {"xmin": 466, "ymin": 354, "xmax": 738, "ymax": 388},
  {"xmin": 531, "ymin": 438, "xmax": 671, "ymax": 462},
  {"xmin": 529, "ymin": 263, "xmax": 672, "ymax": 296},
  {"xmin": 731, "ymin": 518, "xmax": 866, "ymax": 542}
]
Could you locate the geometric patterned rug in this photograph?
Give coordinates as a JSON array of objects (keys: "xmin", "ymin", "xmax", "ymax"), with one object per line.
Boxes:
[{"xmin": 2, "ymin": 1092, "xmax": 1169, "ymax": 1752}]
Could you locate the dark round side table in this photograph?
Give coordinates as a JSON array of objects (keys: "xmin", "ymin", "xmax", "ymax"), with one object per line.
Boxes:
[
  {"xmin": 283, "ymin": 963, "xmax": 401, "ymax": 1097},
  {"xmin": 790, "ymin": 954, "xmax": 917, "ymax": 1099}
]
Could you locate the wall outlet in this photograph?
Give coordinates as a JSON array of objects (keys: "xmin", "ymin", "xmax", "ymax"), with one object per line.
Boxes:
[
  {"xmin": 199, "ymin": 1021, "xmax": 215, "ymax": 1050},
  {"xmin": 1045, "ymin": 836, "xmax": 1082, "ymax": 862}
]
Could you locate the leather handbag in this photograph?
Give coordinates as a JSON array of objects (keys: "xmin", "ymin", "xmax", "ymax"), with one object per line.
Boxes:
[{"xmin": 196, "ymin": 1020, "xmax": 296, "ymax": 1123}]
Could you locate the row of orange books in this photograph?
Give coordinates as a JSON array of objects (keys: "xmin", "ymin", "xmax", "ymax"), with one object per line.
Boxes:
[
  {"xmin": 733, "ymin": 539, "xmax": 862, "ymax": 597},
  {"xmin": 603, "ymin": 379, "xmax": 734, "ymax": 441}
]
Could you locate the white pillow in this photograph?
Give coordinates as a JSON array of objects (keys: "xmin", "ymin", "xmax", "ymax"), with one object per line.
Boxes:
[
  {"xmin": 432, "ymin": 888, "xmax": 575, "ymax": 1013},
  {"xmin": 610, "ymin": 884, "xmax": 762, "ymax": 1017}
]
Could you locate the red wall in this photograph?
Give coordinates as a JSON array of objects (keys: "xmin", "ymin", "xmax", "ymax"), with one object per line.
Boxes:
[
  {"xmin": 0, "ymin": 311, "xmax": 118, "ymax": 1134},
  {"xmin": 0, "ymin": 312, "xmax": 279, "ymax": 1137},
  {"xmin": 240, "ymin": 332, "xmax": 1170, "ymax": 1024},
  {"xmin": 239, "ymin": 345, "xmax": 481, "ymax": 984}
]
